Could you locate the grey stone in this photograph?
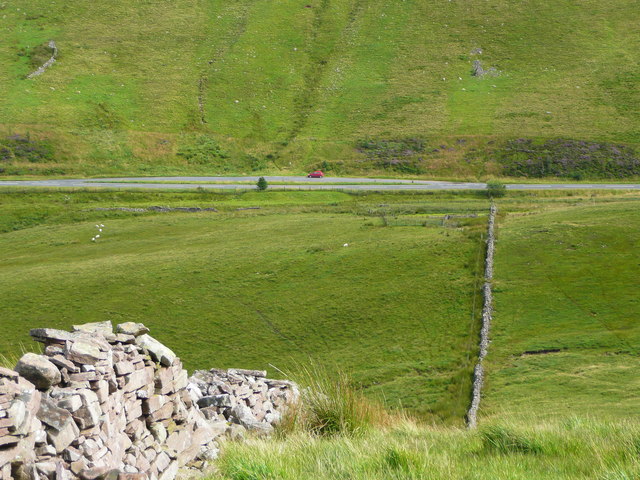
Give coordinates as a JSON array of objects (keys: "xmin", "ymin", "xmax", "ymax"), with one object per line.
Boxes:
[
  {"xmin": 0, "ymin": 367, "xmax": 19, "ymax": 380},
  {"xmin": 72, "ymin": 321, "xmax": 113, "ymax": 335},
  {"xmin": 166, "ymin": 428, "xmax": 191, "ymax": 454},
  {"xmin": 158, "ymin": 461, "xmax": 178, "ymax": 480},
  {"xmin": 198, "ymin": 448, "xmax": 219, "ymax": 462},
  {"xmin": 48, "ymin": 355, "xmax": 79, "ymax": 373},
  {"xmin": 116, "ymin": 323, "xmax": 149, "ymax": 337},
  {"xmin": 35, "ymin": 444, "xmax": 57, "ymax": 457},
  {"xmin": 66, "ymin": 338, "xmax": 107, "ymax": 364},
  {"xmin": 37, "ymin": 397, "xmax": 79, "ymax": 452},
  {"xmin": 245, "ymin": 421, "xmax": 273, "ymax": 436},
  {"xmin": 104, "ymin": 333, "xmax": 136, "ymax": 344},
  {"xmin": 135, "ymin": 335, "xmax": 176, "ymax": 366},
  {"xmin": 79, "ymin": 466, "xmax": 118, "ymax": 480},
  {"xmin": 15, "ymin": 353, "xmax": 61, "ymax": 390},
  {"xmin": 7, "ymin": 399, "xmax": 28, "ymax": 433},
  {"xmin": 56, "ymin": 395, "xmax": 82, "ymax": 413},
  {"xmin": 35, "ymin": 461, "xmax": 57, "ymax": 477},
  {"xmin": 155, "ymin": 451, "xmax": 171, "ymax": 472},
  {"xmin": 30, "ymin": 328, "xmax": 75, "ymax": 344},
  {"xmin": 197, "ymin": 394, "xmax": 233, "ymax": 408},
  {"xmin": 228, "ymin": 368, "xmax": 266, "ymax": 378},
  {"xmin": 471, "ymin": 59, "xmax": 499, "ymax": 78},
  {"xmin": 230, "ymin": 404, "xmax": 257, "ymax": 428},
  {"xmin": 149, "ymin": 423, "xmax": 167, "ymax": 443},
  {"xmin": 227, "ymin": 424, "xmax": 246, "ymax": 442}
]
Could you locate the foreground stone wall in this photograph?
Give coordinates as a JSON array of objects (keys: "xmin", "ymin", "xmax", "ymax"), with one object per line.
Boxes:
[
  {"xmin": 0, "ymin": 322, "xmax": 296, "ymax": 480},
  {"xmin": 188, "ymin": 368, "xmax": 299, "ymax": 437}
]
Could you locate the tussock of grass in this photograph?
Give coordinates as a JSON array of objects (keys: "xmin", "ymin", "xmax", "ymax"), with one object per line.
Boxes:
[
  {"xmin": 276, "ymin": 363, "xmax": 393, "ymax": 437},
  {"xmin": 0, "ymin": 342, "xmax": 41, "ymax": 370}
]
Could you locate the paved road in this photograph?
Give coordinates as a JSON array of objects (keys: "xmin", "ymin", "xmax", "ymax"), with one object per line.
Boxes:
[{"xmin": 0, "ymin": 176, "xmax": 639, "ymax": 191}]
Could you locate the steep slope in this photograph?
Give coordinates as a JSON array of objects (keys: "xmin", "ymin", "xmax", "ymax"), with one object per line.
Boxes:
[{"xmin": 0, "ymin": 0, "xmax": 638, "ymax": 176}]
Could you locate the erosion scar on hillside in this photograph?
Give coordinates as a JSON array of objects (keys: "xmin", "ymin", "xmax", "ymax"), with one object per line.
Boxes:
[{"xmin": 467, "ymin": 203, "xmax": 496, "ymax": 428}]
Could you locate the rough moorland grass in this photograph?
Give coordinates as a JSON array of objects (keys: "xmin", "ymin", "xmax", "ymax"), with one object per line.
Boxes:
[
  {"xmin": 484, "ymin": 200, "xmax": 640, "ymax": 420},
  {"xmin": 0, "ymin": 190, "xmax": 488, "ymax": 423},
  {"xmin": 276, "ymin": 362, "xmax": 394, "ymax": 437},
  {"xmin": 210, "ymin": 418, "xmax": 640, "ymax": 480},
  {"xmin": 0, "ymin": 0, "xmax": 638, "ymax": 176}
]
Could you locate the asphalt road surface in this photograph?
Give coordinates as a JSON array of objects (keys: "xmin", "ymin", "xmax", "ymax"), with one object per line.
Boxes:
[{"xmin": 1, "ymin": 176, "xmax": 639, "ymax": 191}]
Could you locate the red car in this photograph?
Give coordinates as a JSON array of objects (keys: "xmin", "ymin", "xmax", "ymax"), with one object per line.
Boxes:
[{"xmin": 307, "ymin": 170, "xmax": 325, "ymax": 178}]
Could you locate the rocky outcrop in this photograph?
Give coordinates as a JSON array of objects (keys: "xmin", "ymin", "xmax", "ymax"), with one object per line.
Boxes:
[
  {"xmin": 26, "ymin": 41, "xmax": 58, "ymax": 79},
  {"xmin": 0, "ymin": 322, "xmax": 298, "ymax": 480},
  {"xmin": 471, "ymin": 60, "xmax": 499, "ymax": 78}
]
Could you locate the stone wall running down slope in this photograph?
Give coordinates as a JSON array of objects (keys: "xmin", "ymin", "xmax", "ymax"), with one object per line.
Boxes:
[{"xmin": 0, "ymin": 321, "xmax": 297, "ymax": 480}]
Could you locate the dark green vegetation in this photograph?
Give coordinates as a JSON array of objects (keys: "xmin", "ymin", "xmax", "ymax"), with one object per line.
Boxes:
[
  {"xmin": 485, "ymin": 180, "xmax": 506, "ymax": 198},
  {"xmin": 1, "ymin": 0, "xmax": 639, "ymax": 177},
  {"xmin": 484, "ymin": 200, "xmax": 640, "ymax": 420},
  {"xmin": 0, "ymin": 189, "xmax": 489, "ymax": 422},
  {"xmin": 256, "ymin": 176, "xmax": 268, "ymax": 190},
  {"xmin": 497, "ymin": 139, "xmax": 640, "ymax": 179}
]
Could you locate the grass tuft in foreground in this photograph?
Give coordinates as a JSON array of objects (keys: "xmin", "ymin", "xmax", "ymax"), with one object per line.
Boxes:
[
  {"xmin": 276, "ymin": 363, "xmax": 392, "ymax": 438},
  {"xmin": 210, "ymin": 418, "xmax": 640, "ymax": 480}
]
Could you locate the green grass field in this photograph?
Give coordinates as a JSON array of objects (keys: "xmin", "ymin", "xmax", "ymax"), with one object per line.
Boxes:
[
  {"xmin": 484, "ymin": 199, "xmax": 640, "ymax": 420},
  {"xmin": 1, "ymin": 0, "xmax": 639, "ymax": 177},
  {"xmin": 0, "ymin": 189, "xmax": 491, "ymax": 423},
  {"xmin": 2, "ymin": 189, "xmax": 639, "ymax": 424}
]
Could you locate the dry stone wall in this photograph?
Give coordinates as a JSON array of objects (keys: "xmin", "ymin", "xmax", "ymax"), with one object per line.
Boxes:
[
  {"xmin": 188, "ymin": 368, "xmax": 299, "ymax": 438},
  {"xmin": 467, "ymin": 203, "xmax": 497, "ymax": 429},
  {"xmin": 0, "ymin": 322, "xmax": 297, "ymax": 480}
]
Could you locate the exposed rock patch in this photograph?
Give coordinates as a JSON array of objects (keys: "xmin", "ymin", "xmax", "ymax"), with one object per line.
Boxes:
[
  {"xmin": 472, "ymin": 60, "xmax": 499, "ymax": 78},
  {"xmin": 26, "ymin": 40, "xmax": 58, "ymax": 79}
]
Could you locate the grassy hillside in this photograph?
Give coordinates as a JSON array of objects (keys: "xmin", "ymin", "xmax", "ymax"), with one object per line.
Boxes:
[
  {"xmin": 0, "ymin": 189, "xmax": 488, "ymax": 423},
  {"xmin": 1, "ymin": 0, "xmax": 639, "ymax": 177},
  {"xmin": 484, "ymin": 199, "xmax": 640, "ymax": 420}
]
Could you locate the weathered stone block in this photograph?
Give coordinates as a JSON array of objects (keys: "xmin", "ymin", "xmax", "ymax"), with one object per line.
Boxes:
[
  {"xmin": 114, "ymin": 362, "xmax": 135, "ymax": 377},
  {"xmin": 66, "ymin": 339, "xmax": 108, "ymax": 365},
  {"xmin": 72, "ymin": 321, "xmax": 113, "ymax": 335},
  {"xmin": 147, "ymin": 402, "xmax": 173, "ymax": 422},
  {"xmin": 15, "ymin": 353, "xmax": 61, "ymax": 390},
  {"xmin": 197, "ymin": 395, "xmax": 233, "ymax": 409},
  {"xmin": 116, "ymin": 323, "xmax": 149, "ymax": 337},
  {"xmin": 30, "ymin": 328, "xmax": 75, "ymax": 344},
  {"xmin": 135, "ymin": 335, "xmax": 176, "ymax": 367},
  {"xmin": 38, "ymin": 398, "xmax": 80, "ymax": 453}
]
